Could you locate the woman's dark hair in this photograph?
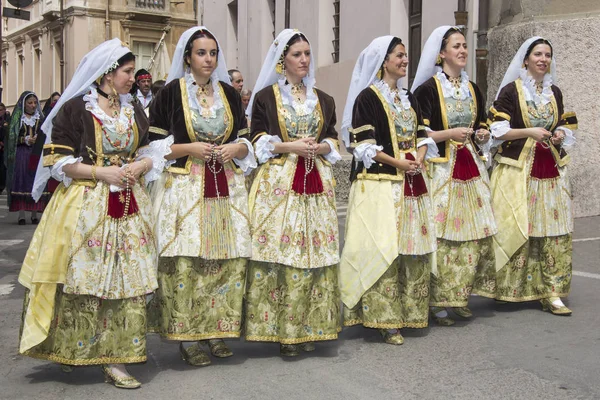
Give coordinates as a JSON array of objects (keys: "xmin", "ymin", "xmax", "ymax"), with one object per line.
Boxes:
[
  {"xmin": 184, "ymin": 29, "xmax": 219, "ymax": 65},
  {"xmin": 116, "ymin": 52, "xmax": 136, "ymax": 67},
  {"xmin": 379, "ymin": 37, "xmax": 403, "ymax": 77},
  {"xmin": 283, "ymin": 33, "xmax": 309, "ymax": 57},
  {"xmin": 523, "ymin": 38, "xmax": 553, "ymax": 63}
]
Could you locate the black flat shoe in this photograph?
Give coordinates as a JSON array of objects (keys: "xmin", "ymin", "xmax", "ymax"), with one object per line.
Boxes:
[
  {"xmin": 31, "ymin": 217, "xmax": 39, "ymax": 224},
  {"xmin": 18, "ymin": 219, "xmax": 26, "ymax": 225}
]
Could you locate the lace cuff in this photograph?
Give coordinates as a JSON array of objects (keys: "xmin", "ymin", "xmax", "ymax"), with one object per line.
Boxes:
[
  {"xmin": 255, "ymin": 135, "xmax": 282, "ymax": 164},
  {"xmin": 321, "ymin": 138, "xmax": 342, "ymax": 165},
  {"xmin": 233, "ymin": 138, "xmax": 258, "ymax": 175},
  {"xmin": 50, "ymin": 156, "xmax": 83, "ymax": 188},
  {"xmin": 490, "ymin": 120, "xmax": 511, "ymax": 148},
  {"xmin": 554, "ymin": 126, "xmax": 575, "ymax": 150},
  {"xmin": 417, "ymin": 137, "xmax": 438, "ymax": 160},
  {"xmin": 136, "ymin": 135, "xmax": 175, "ymax": 183},
  {"xmin": 353, "ymin": 143, "xmax": 383, "ymax": 169}
]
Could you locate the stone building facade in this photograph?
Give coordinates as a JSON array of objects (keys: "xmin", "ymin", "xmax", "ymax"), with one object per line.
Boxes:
[{"xmin": 1, "ymin": 0, "xmax": 197, "ymax": 108}]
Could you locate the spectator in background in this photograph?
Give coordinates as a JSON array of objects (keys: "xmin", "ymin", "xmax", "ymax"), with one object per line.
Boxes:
[
  {"xmin": 42, "ymin": 92, "xmax": 61, "ymax": 116},
  {"xmin": 0, "ymin": 103, "xmax": 10, "ymax": 194},
  {"xmin": 134, "ymin": 69, "xmax": 153, "ymax": 110},
  {"xmin": 228, "ymin": 69, "xmax": 244, "ymax": 93},
  {"xmin": 151, "ymin": 79, "xmax": 165, "ymax": 97},
  {"xmin": 240, "ymin": 88, "xmax": 252, "ymax": 112}
]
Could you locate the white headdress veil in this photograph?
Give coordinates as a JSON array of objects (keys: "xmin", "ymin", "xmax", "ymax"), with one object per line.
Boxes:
[
  {"xmin": 411, "ymin": 25, "xmax": 457, "ymax": 92},
  {"xmin": 32, "ymin": 38, "xmax": 131, "ymax": 201},
  {"xmin": 166, "ymin": 26, "xmax": 230, "ymax": 85},
  {"xmin": 495, "ymin": 36, "xmax": 557, "ymax": 99},
  {"xmin": 341, "ymin": 35, "xmax": 400, "ymax": 147},
  {"xmin": 246, "ymin": 29, "xmax": 315, "ymax": 120}
]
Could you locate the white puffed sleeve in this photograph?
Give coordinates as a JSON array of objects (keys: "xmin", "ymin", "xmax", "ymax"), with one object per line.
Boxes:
[
  {"xmin": 490, "ymin": 120, "xmax": 511, "ymax": 148},
  {"xmin": 321, "ymin": 138, "xmax": 343, "ymax": 165},
  {"xmin": 554, "ymin": 126, "xmax": 575, "ymax": 150},
  {"xmin": 136, "ymin": 135, "xmax": 175, "ymax": 183},
  {"xmin": 233, "ymin": 137, "xmax": 258, "ymax": 175},
  {"xmin": 50, "ymin": 156, "xmax": 83, "ymax": 188},
  {"xmin": 255, "ymin": 135, "xmax": 282, "ymax": 164},
  {"xmin": 417, "ymin": 137, "xmax": 439, "ymax": 160},
  {"xmin": 353, "ymin": 143, "xmax": 383, "ymax": 169}
]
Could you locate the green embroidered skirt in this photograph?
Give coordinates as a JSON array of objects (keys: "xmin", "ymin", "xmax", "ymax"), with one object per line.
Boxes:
[
  {"xmin": 244, "ymin": 261, "xmax": 340, "ymax": 344},
  {"xmin": 430, "ymin": 237, "xmax": 496, "ymax": 307},
  {"xmin": 496, "ymin": 234, "xmax": 572, "ymax": 302},
  {"xmin": 147, "ymin": 256, "xmax": 247, "ymax": 341},
  {"xmin": 344, "ymin": 254, "xmax": 431, "ymax": 329},
  {"xmin": 21, "ymin": 289, "xmax": 147, "ymax": 365}
]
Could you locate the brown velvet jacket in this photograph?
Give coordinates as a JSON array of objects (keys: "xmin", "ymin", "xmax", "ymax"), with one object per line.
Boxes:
[
  {"xmin": 148, "ymin": 78, "xmax": 247, "ymax": 174},
  {"xmin": 488, "ymin": 80, "xmax": 577, "ymax": 168},
  {"xmin": 249, "ymin": 83, "xmax": 340, "ymax": 161},
  {"xmin": 348, "ymin": 85, "xmax": 427, "ymax": 182},
  {"xmin": 42, "ymin": 94, "xmax": 149, "ymax": 168},
  {"xmin": 413, "ymin": 75, "xmax": 488, "ymax": 162}
]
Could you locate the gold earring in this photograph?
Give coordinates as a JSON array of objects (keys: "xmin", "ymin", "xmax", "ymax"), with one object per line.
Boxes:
[
  {"xmin": 376, "ymin": 69, "xmax": 382, "ymax": 79},
  {"xmin": 436, "ymin": 55, "xmax": 442, "ymax": 64}
]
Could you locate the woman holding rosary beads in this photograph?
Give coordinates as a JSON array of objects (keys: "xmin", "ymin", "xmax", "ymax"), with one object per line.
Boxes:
[{"xmin": 146, "ymin": 27, "xmax": 256, "ymax": 366}]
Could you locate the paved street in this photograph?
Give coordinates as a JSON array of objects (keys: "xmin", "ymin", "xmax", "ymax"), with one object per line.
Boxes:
[{"xmin": 0, "ymin": 193, "xmax": 599, "ymax": 399}]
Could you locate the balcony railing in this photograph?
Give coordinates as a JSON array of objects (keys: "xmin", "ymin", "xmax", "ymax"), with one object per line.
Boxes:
[{"xmin": 131, "ymin": 0, "xmax": 167, "ymax": 12}]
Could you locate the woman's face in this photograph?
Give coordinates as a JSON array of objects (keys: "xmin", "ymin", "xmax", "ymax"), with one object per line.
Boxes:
[
  {"xmin": 284, "ymin": 40, "xmax": 311, "ymax": 80},
  {"xmin": 24, "ymin": 96, "xmax": 38, "ymax": 115},
  {"xmin": 525, "ymin": 43, "xmax": 552, "ymax": 77},
  {"xmin": 382, "ymin": 43, "xmax": 408, "ymax": 80},
  {"xmin": 107, "ymin": 60, "xmax": 136, "ymax": 95},
  {"xmin": 187, "ymin": 37, "xmax": 218, "ymax": 81},
  {"xmin": 440, "ymin": 32, "xmax": 468, "ymax": 70},
  {"xmin": 51, "ymin": 94, "xmax": 61, "ymax": 104}
]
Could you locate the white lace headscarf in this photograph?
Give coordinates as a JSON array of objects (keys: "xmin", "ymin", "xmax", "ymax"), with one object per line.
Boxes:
[
  {"xmin": 166, "ymin": 26, "xmax": 230, "ymax": 85},
  {"xmin": 495, "ymin": 36, "xmax": 557, "ymax": 100},
  {"xmin": 411, "ymin": 25, "xmax": 459, "ymax": 92},
  {"xmin": 33, "ymin": 38, "xmax": 132, "ymax": 201},
  {"xmin": 341, "ymin": 35, "xmax": 402, "ymax": 147},
  {"xmin": 246, "ymin": 29, "xmax": 316, "ymax": 120}
]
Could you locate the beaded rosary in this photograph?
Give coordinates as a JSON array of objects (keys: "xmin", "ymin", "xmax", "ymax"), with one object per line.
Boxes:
[{"xmin": 207, "ymin": 144, "xmax": 224, "ymax": 198}]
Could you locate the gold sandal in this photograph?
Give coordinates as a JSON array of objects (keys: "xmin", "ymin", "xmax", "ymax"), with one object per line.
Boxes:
[
  {"xmin": 430, "ymin": 307, "xmax": 455, "ymax": 326},
  {"xmin": 540, "ymin": 298, "xmax": 572, "ymax": 316},
  {"xmin": 379, "ymin": 329, "xmax": 404, "ymax": 345},
  {"xmin": 299, "ymin": 342, "xmax": 316, "ymax": 352},
  {"xmin": 453, "ymin": 306, "xmax": 473, "ymax": 318},
  {"xmin": 280, "ymin": 344, "xmax": 300, "ymax": 357},
  {"xmin": 101, "ymin": 365, "xmax": 141, "ymax": 389},
  {"xmin": 179, "ymin": 342, "xmax": 212, "ymax": 366},
  {"xmin": 207, "ymin": 339, "xmax": 233, "ymax": 358}
]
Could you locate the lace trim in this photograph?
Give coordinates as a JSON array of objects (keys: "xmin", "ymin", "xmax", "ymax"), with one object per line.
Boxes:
[
  {"xmin": 519, "ymin": 67, "xmax": 553, "ymax": 106},
  {"xmin": 277, "ymin": 78, "xmax": 318, "ymax": 117},
  {"xmin": 184, "ymin": 72, "xmax": 224, "ymax": 118},
  {"xmin": 83, "ymin": 87, "xmax": 135, "ymax": 136},
  {"xmin": 373, "ymin": 79, "xmax": 411, "ymax": 110},
  {"xmin": 21, "ymin": 111, "xmax": 41, "ymax": 127},
  {"xmin": 436, "ymin": 67, "xmax": 470, "ymax": 101}
]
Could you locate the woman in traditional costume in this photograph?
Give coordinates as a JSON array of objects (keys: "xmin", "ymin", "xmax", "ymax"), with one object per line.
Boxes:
[
  {"xmin": 339, "ymin": 36, "xmax": 437, "ymax": 345},
  {"xmin": 146, "ymin": 27, "xmax": 256, "ymax": 366},
  {"xmin": 412, "ymin": 26, "xmax": 497, "ymax": 325},
  {"xmin": 19, "ymin": 38, "xmax": 169, "ymax": 388},
  {"xmin": 489, "ymin": 37, "xmax": 576, "ymax": 315},
  {"xmin": 42, "ymin": 92, "xmax": 61, "ymax": 117},
  {"xmin": 5, "ymin": 91, "xmax": 48, "ymax": 224},
  {"xmin": 244, "ymin": 29, "xmax": 342, "ymax": 357}
]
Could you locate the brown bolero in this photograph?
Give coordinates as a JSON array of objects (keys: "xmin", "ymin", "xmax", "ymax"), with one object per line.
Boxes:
[
  {"xmin": 148, "ymin": 78, "xmax": 248, "ymax": 174},
  {"xmin": 488, "ymin": 80, "xmax": 577, "ymax": 168},
  {"xmin": 348, "ymin": 85, "xmax": 427, "ymax": 182},
  {"xmin": 42, "ymin": 95, "xmax": 149, "ymax": 167},
  {"xmin": 249, "ymin": 83, "xmax": 340, "ymax": 157},
  {"xmin": 413, "ymin": 75, "xmax": 488, "ymax": 162}
]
